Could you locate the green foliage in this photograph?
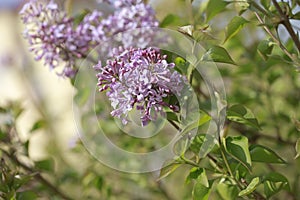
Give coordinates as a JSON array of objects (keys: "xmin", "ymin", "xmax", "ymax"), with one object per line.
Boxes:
[
  {"xmin": 216, "ymin": 183, "xmax": 239, "ymax": 200},
  {"xmin": 250, "ymin": 144, "xmax": 286, "ymax": 163},
  {"xmin": 35, "ymin": 159, "xmax": 54, "ymax": 172},
  {"xmin": 17, "ymin": 191, "xmax": 37, "ymax": 200},
  {"xmin": 201, "ymin": 45, "xmax": 236, "ymax": 65},
  {"xmin": 295, "ymin": 138, "xmax": 300, "ymax": 159},
  {"xmin": 224, "ymin": 16, "xmax": 249, "ymax": 43},
  {"xmin": 223, "ymin": 136, "xmax": 252, "ymax": 171},
  {"xmin": 160, "ymin": 14, "xmax": 185, "ymax": 27},
  {"xmin": 189, "ymin": 134, "xmax": 216, "ymax": 156},
  {"xmin": 30, "ymin": 119, "xmax": 47, "ymax": 132},
  {"xmin": 206, "ymin": 0, "xmax": 229, "ymax": 22},
  {"xmin": 158, "ymin": 160, "xmax": 182, "ymax": 180},
  {"xmin": 263, "ymin": 172, "xmax": 290, "ymax": 199},
  {"xmin": 180, "ymin": 111, "xmax": 211, "ymax": 137},
  {"xmin": 227, "ymin": 104, "xmax": 261, "ymax": 130},
  {"xmin": 238, "ymin": 177, "xmax": 260, "ymax": 197},
  {"xmin": 257, "ymin": 39, "xmax": 275, "ymax": 60},
  {"xmin": 6, "ymin": 0, "xmax": 300, "ymax": 199},
  {"xmin": 191, "ymin": 169, "xmax": 212, "ymax": 200}
]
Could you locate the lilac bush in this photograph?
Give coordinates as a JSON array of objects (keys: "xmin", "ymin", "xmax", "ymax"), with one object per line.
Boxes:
[
  {"xmin": 13, "ymin": 0, "xmax": 300, "ymax": 199},
  {"xmin": 95, "ymin": 47, "xmax": 185, "ymax": 126}
]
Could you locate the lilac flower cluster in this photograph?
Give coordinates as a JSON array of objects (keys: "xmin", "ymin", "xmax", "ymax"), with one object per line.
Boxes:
[
  {"xmin": 20, "ymin": 0, "xmax": 101, "ymax": 77},
  {"xmin": 92, "ymin": 1, "xmax": 159, "ymax": 52},
  {"xmin": 20, "ymin": 0, "xmax": 159, "ymax": 77},
  {"xmin": 95, "ymin": 47, "xmax": 185, "ymax": 126}
]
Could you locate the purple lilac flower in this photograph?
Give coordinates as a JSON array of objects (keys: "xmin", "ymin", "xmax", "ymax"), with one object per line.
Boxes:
[
  {"xmin": 95, "ymin": 47, "xmax": 185, "ymax": 126},
  {"xmin": 98, "ymin": 0, "xmax": 143, "ymax": 8},
  {"xmin": 93, "ymin": 1, "xmax": 159, "ymax": 51},
  {"xmin": 20, "ymin": 0, "xmax": 102, "ymax": 77},
  {"xmin": 20, "ymin": 0, "xmax": 159, "ymax": 77}
]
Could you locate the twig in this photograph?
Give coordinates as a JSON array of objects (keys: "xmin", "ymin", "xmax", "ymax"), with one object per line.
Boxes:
[
  {"xmin": 167, "ymin": 119, "xmax": 181, "ymax": 131},
  {"xmin": 254, "ymin": 12, "xmax": 295, "ymax": 61},
  {"xmin": 271, "ymin": 0, "xmax": 300, "ymax": 52},
  {"xmin": 1, "ymin": 150, "xmax": 73, "ymax": 200},
  {"xmin": 249, "ymin": 0, "xmax": 271, "ymax": 17}
]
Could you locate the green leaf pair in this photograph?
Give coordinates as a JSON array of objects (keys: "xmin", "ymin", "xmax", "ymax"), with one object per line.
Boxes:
[
  {"xmin": 227, "ymin": 104, "xmax": 261, "ymax": 130},
  {"xmin": 223, "ymin": 136, "xmax": 286, "ymax": 171}
]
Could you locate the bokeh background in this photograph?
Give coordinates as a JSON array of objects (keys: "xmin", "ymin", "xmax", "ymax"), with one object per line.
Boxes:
[{"xmin": 1, "ymin": 0, "xmax": 300, "ymax": 199}]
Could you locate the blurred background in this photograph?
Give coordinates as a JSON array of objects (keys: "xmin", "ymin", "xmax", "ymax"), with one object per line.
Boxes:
[{"xmin": 1, "ymin": 0, "xmax": 300, "ymax": 199}]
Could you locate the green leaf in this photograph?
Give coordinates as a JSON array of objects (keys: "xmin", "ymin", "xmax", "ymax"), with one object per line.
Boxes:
[
  {"xmin": 180, "ymin": 111, "xmax": 211, "ymax": 137},
  {"xmin": 292, "ymin": 11, "xmax": 300, "ymax": 20},
  {"xmin": 201, "ymin": 45, "xmax": 236, "ymax": 65},
  {"xmin": 294, "ymin": 118, "xmax": 300, "ymax": 131},
  {"xmin": 231, "ymin": 162, "xmax": 248, "ymax": 179},
  {"xmin": 295, "ymin": 138, "xmax": 300, "ymax": 159},
  {"xmin": 192, "ymin": 25, "xmax": 216, "ymax": 42},
  {"xmin": 192, "ymin": 169, "xmax": 211, "ymax": 200},
  {"xmin": 174, "ymin": 57, "xmax": 188, "ymax": 74},
  {"xmin": 260, "ymin": 0, "xmax": 271, "ymax": 10},
  {"xmin": 30, "ymin": 120, "xmax": 47, "ymax": 132},
  {"xmin": 173, "ymin": 137, "xmax": 189, "ymax": 156},
  {"xmin": 157, "ymin": 160, "xmax": 181, "ymax": 181},
  {"xmin": 223, "ymin": 136, "xmax": 252, "ymax": 171},
  {"xmin": 0, "ymin": 182, "xmax": 9, "ymax": 193},
  {"xmin": 238, "ymin": 177, "xmax": 260, "ymax": 196},
  {"xmin": 234, "ymin": 0, "xmax": 250, "ymax": 15},
  {"xmin": 174, "ymin": 111, "xmax": 212, "ymax": 156},
  {"xmin": 35, "ymin": 159, "xmax": 54, "ymax": 172},
  {"xmin": 250, "ymin": 144, "xmax": 286, "ymax": 163},
  {"xmin": 16, "ymin": 191, "xmax": 37, "ymax": 200},
  {"xmin": 186, "ymin": 167, "xmax": 204, "ymax": 184},
  {"xmin": 189, "ymin": 134, "xmax": 216, "ymax": 157},
  {"xmin": 224, "ymin": 16, "xmax": 249, "ymax": 43},
  {"xmin": 263, "ymin": 172, "xmax": 290, "ymax": 198},
  {"xmin": 216, "ymin": 183, "xmax": 239, "ymax": 200},
  {"xmin": 94, "ymin": 176, "xmax": 104, "ymax": 191},
  {"xmin": 257, "ymin": 39, "xmax": 275, "ymax": 60},
  {"xmin": 206, "ymin": 0, "xmax": 229, "ymax": 21},
  {"xmin": 267, "ymin": 71, "xmax": 281, "ymax": 84},
  {"xmin": 227, "ymin": 104, "xmax": 261, "ymax": 130},
  {"xmin": 6, "ymin": 189, "xmax": 16, "ymax": 200},
  {"xmin": 193, "ymin": 182, "xmax": 211, "ymax": 200},
  {"xmin": 160, "ymin": 14, "xmax": 184, "ymax": 27},
  {"xmin": 166, "ymin": 112, "xmax": 179, "ymax": 122},
  {"xmin": 13, "ymin": 174, "xmax": 32, "ymax": 190},
  {"xmin": 74, "ymin": 9, "xmax": 91, "ymax": 26}
]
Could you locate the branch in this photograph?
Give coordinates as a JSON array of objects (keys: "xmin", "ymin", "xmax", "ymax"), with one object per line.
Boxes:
[
  {"xmin": 1, "ymin": 150, "xmax": 73, "ymax": 200},
  {"xmin": 271, "ymin": 0, "xmax": 300, "ymax": 52}
]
